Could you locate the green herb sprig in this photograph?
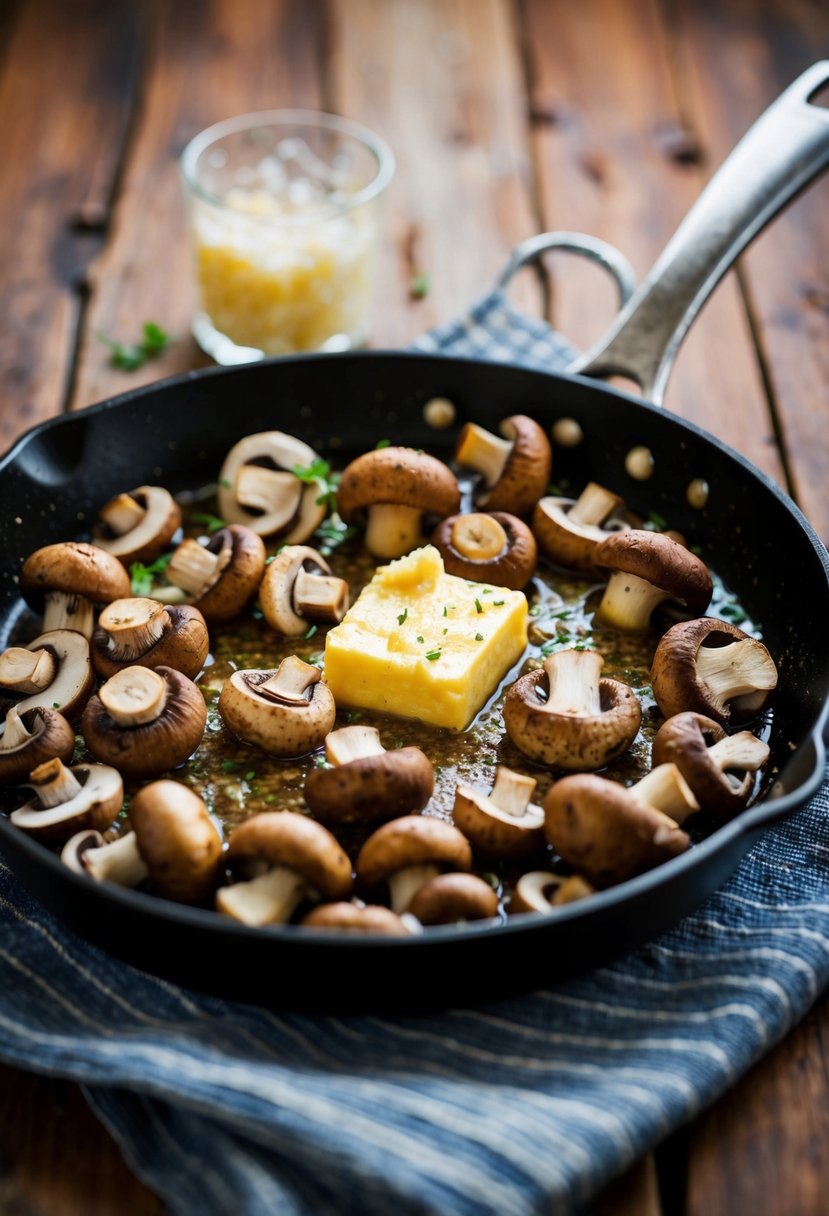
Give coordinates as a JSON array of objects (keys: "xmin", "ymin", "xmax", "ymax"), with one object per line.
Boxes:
[{"xmin": 99, "ymin": 321, "xmax": 172, "ymax": 372}]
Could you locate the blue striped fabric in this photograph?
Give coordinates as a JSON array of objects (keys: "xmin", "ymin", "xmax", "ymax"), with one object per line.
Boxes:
[{"xmin": 0, "ymin": 291, "xmax": 827, "ymax": 1215}]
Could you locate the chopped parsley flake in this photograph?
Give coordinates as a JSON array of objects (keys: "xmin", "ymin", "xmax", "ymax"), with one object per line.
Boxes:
[
  {"xmin": 98, "ymin": 320, "xmax": 172, "ymax": 371},
  {"xmin": 398, "ymin": 608, "xmax": 408, "ymax": 626},
  {"xmin": 416, "ymin": 635, "xmax": 424, "ymax": 644},
  {"xmin": 129, "ymin": 551, "xmax": 174, "ymax": 596},
  {"xmin": 305, "ymin": 624, "xmax": 318, "ymax": 639},
  {"xmin": 191, "ymin": 511, "xmax": 226, "ymax": 534},
  {"xmin": 474, "ymin": 598, "xmax": 483, "ymax": 614},
  {"xmin": 475, "ymin": 632, "xmax": 484, "ymax": 642},
  {"xmin": 425, "ymin": 648, "xmax": 441, "ymax": 661},
  {"xmin": 375, "ymin": 438, "xmax": 391, "ymax": 449}
]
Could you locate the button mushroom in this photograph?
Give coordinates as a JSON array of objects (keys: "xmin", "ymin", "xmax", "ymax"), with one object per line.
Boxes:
[
  {"xmin": 217, "ymin": 430, "xmax": 328, "ymax": 542},
  {"xmin": 61, "ymin": 828, "xmax": 148, "ymax": 888},
  {"xmin": 0, "ymin": 706, "xmax": 75, "ymax": 785},
  {"xmin": 304, "ymin": 724, "xmax": 434, "ymax": 825},
  {"xmin": 503, "ymin": 647, "xmax": 641, "ymax": 771},
  {"xmin": 218, "ymin": 655, "xmax": 335, "ymax": 757},
  {"xmin": 532, "ymin": 482, "xmax": 627, "ymax": 572},
  {"xmin": 81, "ymin": 665, "xmax": 207, "ymax": 780},
  {"xmin": 407, "ymin": 873, "xmax": 499, "ymax": 925},
  {"xmin": 593, "ymin": 530, "xmax": 713, "ymax": 632},
  {"xmin": 652, "ymin": 711, "xmax": 770, "ymax": 818},
  {"xmin": 452, "ymin": 765, "xmax": 545, "ymax": 859},
  {"xmin": 0, "ymin": 630, "xmax": 94, "ymax": 727},
  {"xmin": 215, "ymin": 811, "xmax": 352, "ymax": 927},
  {"xmin": 19, "ymin": 542, "xmax": 131, "ymax": 639},
  {"xmin": 300, "ymin": 902, "xmax": 412, "ymax": 935},
  {"xmin": 651, "ymin": 618, "xmax": 778, "ymax": 726},
  {"xmin": 543, "ymin": 764, "xmax": 697, "ymax": 888},
  {"xmin": 510, "ymin": 871, "xmax": 595, "ymax": 914},
  {"xmin": 259, "ymin": 545, "xmax": 349, "ymax": 637},
  {"xmin": 93, "ymin": 485, "xmax": 181, "ymax": 566},
  {"xmin": 337, "ymin": 446, "xmax": 460, "ymax": 559},
  {"xmin": 355, "ymin": 815, "xmax": 473, "ymax": 914},
  {"xmin": 10, "ymin": 757, "xmax": 123, "ymax": 844},
  {"xmin": 91, "ymin": 597, "xmax": 209, "ymax": 681},
  {"xmin": 454, "ymin": 414, "xmax": 551, "ymax": 517},
  {"xmin": 163, "ymin": 524, "xmax": 266, "ymax": 623},
  {"xmin": 431, "ymin": 511, "xmax": 538, "ymax": 590}
]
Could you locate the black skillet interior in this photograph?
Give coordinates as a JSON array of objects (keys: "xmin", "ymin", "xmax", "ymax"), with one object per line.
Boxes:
[{"xmin": 0, "ymin": 351, "xmax": 827, "ymax": 1010}]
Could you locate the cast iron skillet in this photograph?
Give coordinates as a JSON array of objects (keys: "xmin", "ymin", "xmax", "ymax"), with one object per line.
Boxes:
[{"xmin": 0, "ymin": 67, "xmax": 828, "ymax": 1011}]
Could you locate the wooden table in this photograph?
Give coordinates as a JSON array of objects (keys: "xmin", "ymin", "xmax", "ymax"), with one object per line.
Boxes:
[{"xmin": 1, "ymin": 1, "xmax": 827, "ymax": 1212}]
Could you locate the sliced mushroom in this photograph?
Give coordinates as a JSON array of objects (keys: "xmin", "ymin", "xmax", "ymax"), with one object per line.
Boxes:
[
  {"xmin": 503, "ymin": 648, "xmax": 641, "ymax": 771},
  {"xmin": 218, "ymin": 655, "xmax": 336, "ymax": 757},
  {"xmin": 543, "ymin": 764, "xmax": 696, "ymax": 888},
  {"xmin": 510, "ymin": 871, "xmax": 595, "ymax": 914},
  {"xmin": 452, "ymin": 765, "xmax": 545, "ymax": 859},
  {"xmin": 337, "ymin": 446, "xmax": 460, "ymax": 559},
  {"xmin": 304, "ymin": 724, "xmax": 434, "ymax": 825},
  {"xmin": 19, "ymin": 542, "xmax": 132, "ymax": 639},
  {"xmin": 652, "ymin": 711, "xmax": 770, "ymax": 818},
  {"xmin": 215, "ymin": 811, "xmax": 352, "ymax": 927},
  {"xmin": 454, "ymin": 414, "xmax": 551, "ymax": 517},
  {"xmin": 163, "ymin": 524, "xmax": 266, "ymax": 623},
  {"xmin": 532, "ymin": 482, "xmax": 626, "ymax": 572},
  {"xmin": 651, "ymin": 618, "xmax": 778, "ymax": 726},
  {"xmin": 593, "ymin": 530, "xmax": 712, "ymax": 632},
  {"xmin": 431, "ymin": 511, "xmax": 538, "ymax": 589},
  {"xmin": 81, "ymin": 665, "xmax": 207, "ymax": 779},
  {"xmin": 355, "ymin": 815, "xmax": 473, "ymax": 914},
  {"xmin": 217, "ymin": 431, "xmax": 328, "ymax": 541},
  {"xmin": 10, "ymin": 757, "xmax": 123, "ymax": 844},
  {"xmin": 0, "ymin": 706, "xmax": 75, "ymax": 785},
  {"xmin": 300, "ymin": 902, "xmax": 412, "ymax": 935},
  {"xmin": 94, "ymin": 485, "xmax": 181, "ymax": 566},
  {"xmin": 0, "ymin": 630, "xmax": 94, "ymax": 728},
  {"xmin": 259, "ymin": 545, "xmax": 349, "ymax": 637},
  {"xmin": 0, "ymin": 646, "xmax": 56, "ymax": 694},
  {"xmin": 408, "ymin": 873, "xmax": 499, "ymax": 924},
  {"xmin": 91, "ymin": 598, "xmax": 209, "ymax": 680}
]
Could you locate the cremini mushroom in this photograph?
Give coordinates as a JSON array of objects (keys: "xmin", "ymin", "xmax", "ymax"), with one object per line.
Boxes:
[
  {"xmin": 218, "ymin": 655, "xmax": 335, "ymax": 757},
  {"xmin": 300, "ymin": 902, "xmax": 411, "ymax": 935},
  {"xmin": 93, "ymin": 485, "xmax": 181, "ymax": 566},
  {"xmin": 81, "ymin": 665, "xmax": 207, "ymax": 779},
  {"xmin": 504, "ymin": 647, "xmax": 641, "ymax": 771},
  {"xmin": 510, "ymin": 871, "xmax": 595, "ymax": 914},
  {"xmin": 61, "ymin": 828, "xmax": 148, "ymax": 888},
  {"xmin": 10, "ymin": 757, "xmax": 123, "ymax": 844},
  {"xmin": 652, "ymin": 711, "xmax": 770, "ymax": 818},
  {"xmin": 0, "ymin": 630, "xmax": 94, "ymax": 727},
  {"xmin": 452, "ymin": 765, "xmax": 545, "ymax": 859},
  {"xmin": 356, "ymin": 815, "xmax": 473, "ymax": 914},
  {"xmin": 651, "ymin": 618, "xmax": 778, "ymax": 727},
  {"xmin": 337, "ymin": 446, "xmax": 460, "ymax": 559},
  {"xmin": 217, "ymin": 430, "xmax": 328, "ymax": 541},
  {"xmin": 0, "ymin": 706, "xmax": 75, "ymax": 785},
  {"xmin": 431, "ymin": 511, "xmax": 538, "ymax": 590},
  {"xmin": 215, "ymin": 811, "xmax": 352, "ymax": 927},
  {"xmin": 593, "ymin": 530, "xmax": 712, "ymax": 632},
  {"xmin": 408, "ymin": 873, "xmax": 499, "ymax": 925},
  {"xmin": 19, "ymin": 541, "xmax": 131, "ymax": 638},
  {"xmin": 91, "ymin": 597, "xmax": 209, "ymax": 680},
  {"xmin": 163, "ymin": 524, "xmax": 266, "ymax": 623},
  {"xmin": 532, "ymin": 482, "xmax": 626, "ymax": 572},
  {"xmin": 304, "ymin": 724, "xmax": 434, "ymax": 825},
  {"xmin": 543, "ymin": 764, "xmax": 697, "ymax": 888},
  {"xmin": 259, "ymin": 545, "xmax": 349, "ymax": 637},
  {"xmin": 454, "ymin": 414, "xmax": 551, "ymax": 517}
]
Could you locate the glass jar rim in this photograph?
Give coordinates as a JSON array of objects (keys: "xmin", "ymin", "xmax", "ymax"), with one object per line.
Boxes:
[{"xmin": 180, "ymin": 109, "xmax": 395, "ymax": 218}]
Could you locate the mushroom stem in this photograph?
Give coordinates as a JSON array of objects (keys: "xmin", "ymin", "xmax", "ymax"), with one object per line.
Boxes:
[
  {"xmin": 707, "ymin": 732, "xmax": 770, "ymax": 773},
  {"xmin": 99, "ymin": 492, "xmax": 145, "ymax": 536},
  {"xmin": 255, "ymin": 655, "xmax": 321, "ymax": 705},
  {"xmin": 695, "ymin": 641, "xmax": 779, "ymax": 711},
  {"xmin": 0, "ymin": 706, "xmax": 35, "ymax": 751},
  {"xmin": 489, "ymin": 766, "xmax": 538, "ymax": 818},
  {"xmin": 167, "ymin": 539, "xmax": 224, "ymax": 596},
  {"xmin": 325, "ymin": 724, "xmax": 386, "ymax": 766},
  {"xmin": 567, "ymin": 482, "xmax": 623, "ymax": 528},
  {"xmin": 598, "ymin": 572, "xmax": 671, "ymax": 631},
  {"xmin": 542, "ymin": 648, "xmax": 603, "ymax": 716},
  {"xmin": 0, "ymin": 646, "xmax": 56, "ymax": 693},
  {"xmin": 99, "ymin": 667, "xmax": 168, "ymax": 726},
  {"xmin": 216, "ymin": 867, "xmax": 310, "ymax": 926},
  {"xmin": 388, "ymin": 863, "xmax": 441, "ymax": 914},
  {"xmin": 292, "ymin": 568, "xmax": 349, "ymax": 623},
  {"xmin": 235, "ymin": 465, "xmax": 302, "ymax": 520},
  {"xmin": 450, "ymin": 514, "xmax": 508, "ymax": 561},
  {"xmin": 634, "ymin": 763, "xmax": 700, "ymax": 824},
  {"xmin": 28, "ymin": 757, "xmax": 83, "ymax": 808},
  {"xmin": 364, "ymin": 504, "xmax": 423, "ymax": 558},
  {"xmin": 98, "ymin": 599, "xmax": 170, "ymax": 661},
  {"xmin": 82, "ymin": 831, "xmax": 149, "ymax": 887},
  {"xmin": 455, "ymin": 423, "xmax": 512, "ymax": 487},
  {"xmin": 42, "ymin": 590, "xmax": 94, "ymax": 639}
]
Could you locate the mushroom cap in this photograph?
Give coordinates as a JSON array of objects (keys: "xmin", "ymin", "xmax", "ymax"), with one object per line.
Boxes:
[
  {"xmin": 92, "ymin": 603, "xmax": 209, "ymax": 681},
  {"xmin": 300, "ymin": 902, "xmax": 411, "ymax": 935},
  {"xmin": 408, "ymin": 873, "xmax": 499, "ymax": 924},
  {"xmin": 510, "ymin": 871, "xmax": 595, "ymax": 914},
  {"xmin": 337, "ymin": 446, "xmax": 460, "ymax": 521},
  {"xmin": 0, "ymin": 630, "xmax": 95, "ymax": 725},
  {"xmin": 594, "ymin": 530, "xmax": 712, "ymax": 615},
  {"xmin": 217, "ymin": 430, "xmax": 327, "ymax": 541},
  {"xmin": 224, "ymin": 811, "xmax": 352, "ymax": 901},
  {"xmin": 452, "ymin": 774, "xmax": 545, "ymax": 860},
  {"xmin": 94, "ymin": 485, "xmax": 182, "ymax": 566},
  {"xmin": 81, "ymin": 665, "xmax": 207, "ymax": 779},
  {"xmin": 218, "ymin": 663, "xmax": 336, "ymax": 757},
  {"xmin": 651, "ymin": 617, "xmax": 778, "ymax": 726},
  {"xmin": 20, "ymin": 542, "xmax": 131, "ymax": 610},
  {"xmin": 259, "ymin": 545, "xmax": 347, "ymax": 637},
  {"xmin": 356, "ymin": 815, "xmax": 473, "ymax": 890},
  {"xmin": 457, "ymin": 415, "xmax": 552, "ymax": 516},
  {"xmin": 543, "ymin": 773, "xmax": 691, "ymax": 888},
  {"xmin": 431, "ymin": 511, "xmax": 538, "ymax": 589},
  {"xmin": 651, "ymin": 711, "xmax": 764, "ymax": 818},
  {"xmin": 10, "ymin": 762, "xmax": 123, "ymax": 844},
  {"xmin": 192, "ymin": 525, "xmax": 266, "ymax": 623},
  {"xmin": 532, "ymin": 489, "xmax": 624, "ymax": 572},
  {"xmin": 0, "ymin": 707, "xmax": 75, "ymax": 785},
  {"xmin": 304, "ymin": 745, "xmax": 434, "ymax": 825},
  {"xmin": 129, "ymin": 780, "xmax": 223, "ymax": 904}
]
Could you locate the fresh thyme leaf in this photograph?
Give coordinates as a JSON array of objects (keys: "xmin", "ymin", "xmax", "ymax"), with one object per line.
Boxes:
[
  {"xmin": 190, "ymin": 511, "xmax": 226, "ymax": 534},
  {"xmin": 416, "ymin": 635, "xmax": 424, "ymax": 644},
  {"xmin": 98, "ymin": 321, "xmax": 172, "ymax": 372},
  {"xmin": 305, "ymin": 624, "xmax": 318, "ymax": 639},
  {"xmin": 129, "ymin": 551, "xmax": 174, "ymax": 596},
  {"xmin": 375, "ymin": 438, "xmax": 391, "ymax": 449}
]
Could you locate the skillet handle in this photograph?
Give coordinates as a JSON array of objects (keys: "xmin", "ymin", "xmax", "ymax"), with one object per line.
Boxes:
[{"xmin": 568, "ymin": 61, "xmax": 829, "ymax": 406}]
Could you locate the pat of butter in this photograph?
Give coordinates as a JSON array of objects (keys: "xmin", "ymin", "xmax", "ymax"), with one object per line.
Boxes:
[{"xmin": 324, "ymin": 546, "xmax": 528, "ymax": 730}]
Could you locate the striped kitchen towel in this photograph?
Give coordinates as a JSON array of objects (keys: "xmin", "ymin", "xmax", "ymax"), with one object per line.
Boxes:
[{"xmin": 0, "ymin": 287, "xmax": 827, "ymax": 1216}]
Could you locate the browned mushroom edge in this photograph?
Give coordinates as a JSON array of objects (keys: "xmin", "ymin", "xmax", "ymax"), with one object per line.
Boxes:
[
  {"xmin": 454, "ymin": 414, "xmax": 552, "ymax": 517},
  {"xmin": 431, "ymin": 511, "xmax": 538, "ymax": 589}
]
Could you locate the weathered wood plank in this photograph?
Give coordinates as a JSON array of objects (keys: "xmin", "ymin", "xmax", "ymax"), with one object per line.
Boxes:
[
  {"xmin": 0, "ymin": 0, "xmax": 142, "ymax": 442},
  {"xmin": 588, "ymin": 1154, "xmax": 663, "ymax": 1216},
  {"xmin": 522, "ymin": 0, "xmax": 785, "ymax": 483}
]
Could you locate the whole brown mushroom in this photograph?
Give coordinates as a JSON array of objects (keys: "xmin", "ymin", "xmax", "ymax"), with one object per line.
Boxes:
[
  {"xmin": 162, "ymin": 524, "xmax": 266, "ymax": 623},
  {"xmin": 20, "ymin": 542, "xmax": 131, "ymax": 639},
  {"xmin": 431, "ymin": 511, "xmax": 537, "ymax": 590},
  {"xmin": 0, "ymin": 706, "xmax": 75, "ymax": 785},
  {"xmin": 593, "ymin": 530, "xmax": 712, "ymax": 632},
  {"xmin": 304, "ymin": 724, "xmax": 434, "ymax": 825},
  {"xmin": 94, "ymin": 485, "xmax": 181, "ymax": 567},
  {"xmin": 652, "ymin": 711, "xmax": 770, "ymax": 817},
  {"xmin": 91, "ymin": 597, "xmax": 209, "ymax": 680},
  {"xmin": 408, "ymin": 873, "xmax": 499, "ymax": 925},
  {"xmin": 219, "ymin": 655, "xmax": 335, "ymax": 757},
  {"xmin": 454, "ymin": 414, "xmax": 551, "ymax": 517},
  {"xmin": 356, "ymin": 815, "xmax": 473, "ymax": 914},
  {"xmin": 300, "ymin": 903, "xmax": 411, "ymax": 935}
]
